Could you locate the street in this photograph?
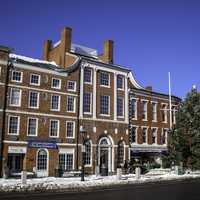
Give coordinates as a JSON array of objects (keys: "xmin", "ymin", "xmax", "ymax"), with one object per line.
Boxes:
[{"xmin": 1, "ymin": 179, "xmax": 200, "ymax": 200}]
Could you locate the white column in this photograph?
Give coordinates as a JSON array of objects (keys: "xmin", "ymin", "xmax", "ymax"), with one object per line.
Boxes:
[
  {"xmin": 114, "ymin": 72, "xmax": 117, "ymax": 121},
  {"xmin": 93, "ymin": 67, "xmax": 97, "ymax": 119},
  {"xmin": 79, "ymin": 64, "xmax": 84, "ymax": 118},
  {"xmin": 125, "ymin": 76, "xmax": 129, "ymax": 123}
]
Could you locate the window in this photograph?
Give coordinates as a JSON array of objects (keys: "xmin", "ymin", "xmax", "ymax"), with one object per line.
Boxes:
[
  {"xmin": 152, "ymin": 128, "xmax": 157, "ymax": 144},
  {"xmin": 141, "ymin": 100, "xmax": 148, "ymax": 120},
  {"xmin": 84, "ymin": 68, "xmax": 92, "ymax": 83},
  {"xmin": 131, "ymin": 127, "xmax": 137, "ymax": 143},
  {"xmin": 172, "ymin": 106, "xmax": 177, "ymax": 124},
  {"xmin": 66, "ymin": 121, "xmax": 75, "ymax": 138},
  {"xmin": 51, "ymin": 95, "xmax": 60, "ymax": 111},
  {"xmin": 161, "ymin": 104, "xmax": 167, "ymax": 123},
  {"xmin": 29, "ymin": 91, "xmax": 39, "ymax": 108},
  {"xmin": 12, "ymin": 71, "xmax": 22, "ymax": 82},
  {"xmin": 117, "ymin": 141, "xmax": 124, "ymax": 165},
  {"xmin": 142, "ymin": 127, "xmax": 147, "ymax": 143},
  {"xmin": 27, "ymin": 118, "xmax": 38, "ymax": 136},
  {"xmin": 152, "ymin": 102, "xmax": 157, "ymax": 121},
  {"xmin": 117, "ymin": 75, "xmax": 124, "ymax": 89},
  {"xmin": 37, "ymin": 149, "xmax": 48, "ymax": 170},
  {"xmin": 49, "ymin": 120, "xmax": 59, "ymax": 137},
  {"xmin": 59, "ymin": 153, "xmax": 73, "ymax": 171},
  {"xmin": 52, "ymin": 78, "xmax": 61, "ymax": 89},
  {"xmin": 8, "ymin": 115, "xmax": 19, "ymax": 135},
  {"xmin": 161, "ymin": 129, "xmax": 168, "ymax": 144},
  {"xmin": 130, "ymin": 98, "xmax": 137, "ymax": 119},
  {"xmin": 100, "ymin": 95, "xmax": 110, "ymax": 115},
  {"xmin": 100, "ymin": 71, "xmax": 110, "ymax": 86},
  {"xmin": 117, "ymin": 97, "xmax": 124, "ymax": 117},
  {"xmin": 67, "ymin": 81, "xmax": 76, "ymax": 91},
  {"xmin": 84, "ymin": 140, "xmax": 91, "ymax": 165},
  {"xmin": 83, "ymin": 92, "xmax": 91, "ymax": 113},
  {"xmin": 10, "ymin": 88, "xmax": 21, "ymax": 106},
  {"xmin": 66, "ymin": 96, "xmax": 75, "ymax": 112},
  {"xmin": 30, "ymin": 74, "xmax": 40, "ymax": 86}
]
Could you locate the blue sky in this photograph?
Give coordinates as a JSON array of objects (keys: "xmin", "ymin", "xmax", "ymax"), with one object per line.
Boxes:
[{"xmin": 1, "ymin": 0, "xmax": 200, "ymax": 98}]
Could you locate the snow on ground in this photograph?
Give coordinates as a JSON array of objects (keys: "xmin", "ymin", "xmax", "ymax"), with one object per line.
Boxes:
[{"xmin": 0, "ymin": 170, "xmax": 200, "ymax": 192}]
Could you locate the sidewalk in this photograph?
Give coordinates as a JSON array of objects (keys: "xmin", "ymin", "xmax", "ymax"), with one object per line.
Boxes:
[{"xmin": 0, "ymin": 170, "xmax": 200, "ymax": 192}]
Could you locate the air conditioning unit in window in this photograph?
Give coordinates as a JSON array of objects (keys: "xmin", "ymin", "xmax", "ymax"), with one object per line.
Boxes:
[
  {"xmin": 43, "ymin": 92, "xmax": 48, "ymax": 100},
  {"xmin": 43, "ymin": 75, "xmax": 48, "ymax": 84}
]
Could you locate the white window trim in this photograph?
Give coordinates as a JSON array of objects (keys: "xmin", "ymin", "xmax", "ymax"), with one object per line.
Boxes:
[
  {"xmin": 131, "ymin": 126, "xmax": 138, "ymax": 144},
  {"xmin": 161, "ymin": 103, "xmax": 168, "ymax": 123},
  {"xmin": 49, "ymin": 119, "xmax": 60, "ymax": 138},
  {"xmin": 130, "ymin": 97, "xmax": 138, "ymax": 120},
  {"xmin": 83, "ymin": 92, "xmax": 92, "ymax": 115},
  {"xmin": 8, "ymin": 115, "xmax": 20, "ymax": 135},
  {"xmin": 30, "ymin": 74, "xmax": 41, "ymax": 86},
  {"xmin": 51, "ymin": 78, "xmax": 61, "ymax": 89},
  {"xmin": 36, "ymin": 148, "xmax": 49, "ymax": 176},
  {"xmin": 161, "ymin": 128, "xmax": 168, "ymax": 146},
  {"xmin": 50, "ymin": 95, "xmax": 61, "ymax": 111},
  {"xmin": 9, "ymin": 88, "xmax": 22, "ymax": 107},
  {"xmin": 67, "ymin": 80, "xmax": 77, "ymax": 92},
  {"xmin": 99, "ymin": 95, "xmax": 110, "ymax": 116},
  {"xmin": 84, "ymin": 68, "xmax": 93, "ymax": 84},
  {"xmin": 28, "ymin": 91, "xmax": 40, "ymax": 109},
  {"xmin": 141, "ymin": 99, "xmax": 148, "ymax": 121},
  {"xmin": 66, "ymin": 96, "xmax": 76, "ymax": 113},
  {"xmin": 117, "ymin": 75, "xmax": 124, "ymax": 90},
  {"xmin": 151, "ymin": 101, "xmax": 158, "ymax": 122},
  {"xmin": 27, "ymin": 117, "xmax": 38, "ymax": 137},
  {"xmin": 84, "ymin": 140, "xmax": 92, "ymax": 167},
  {"xmin": 141, "ymin": 126, "xmax": 148, "ymax": 145},
  {"xmin": 66, "ymin": 121, "xmax": 75, "ymax": 139},
  {"xmin": 59, "ymin": 148, "xmax": 75, "ymax": 170},
  {"xmin": 151, "ymin": 127, "xmax": 158, "ymax": 145},
  {"xmin": 100, "ymin": 71, "xmax": 110, "ymax": 88},
  {"xmin": 11, "ymin": 71, "xmax": 23, "ymax": 83},
  {"xmin": 117, "ymin": 97, "xmax": 124, "ymax": 118}
]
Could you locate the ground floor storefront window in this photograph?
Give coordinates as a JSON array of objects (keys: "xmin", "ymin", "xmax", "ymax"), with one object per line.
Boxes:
[
  {"xmin": 59, "ymin": 153, "xmax": 73, "ymax": 171},
  {"xmin": 7, "ymin": 153, "xmax": 24, "ymax": 174}
]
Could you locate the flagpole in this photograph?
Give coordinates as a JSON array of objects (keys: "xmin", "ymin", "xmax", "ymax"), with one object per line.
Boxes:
[{"xmin": 168, "ymin": 72, "xmax": 172, "ymax": 129}]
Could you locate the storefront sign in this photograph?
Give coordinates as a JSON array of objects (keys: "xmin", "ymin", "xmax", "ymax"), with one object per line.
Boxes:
[
  {"xmin": 8, "ymin": 146, "xmax": 27, "ymax": 154},
  {"xmin": 28, "ymin": 141, "xmax": 57, "ymax": 149}
]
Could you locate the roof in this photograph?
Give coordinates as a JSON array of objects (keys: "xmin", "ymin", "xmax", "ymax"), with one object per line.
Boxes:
[{"xmin": 9, "ymin": 54, "xmax": 81, "ymax": 73}]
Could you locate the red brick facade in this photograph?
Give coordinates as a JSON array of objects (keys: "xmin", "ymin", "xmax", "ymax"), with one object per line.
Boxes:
[{"xmin": 0, "ymin": 27, "xmax": 180, "ymax": 177}]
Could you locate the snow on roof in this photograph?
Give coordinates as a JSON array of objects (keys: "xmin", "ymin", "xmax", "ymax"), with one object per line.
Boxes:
[
  {"xmin": 128, "ymin": 72, "xmax": 144, "ymax": 89},
  {"xmin": 71, "ymin": 43, "xmax": 98, "ymax": 57},
  {"xmin": 9, "ymin": 54, "xmax": 58, "ymax": 66}
]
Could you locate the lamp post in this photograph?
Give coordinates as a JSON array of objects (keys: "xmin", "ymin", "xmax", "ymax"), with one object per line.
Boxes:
[{"xmin": 80, "ymin": 126, "xmax": 86, "ymax": 181}]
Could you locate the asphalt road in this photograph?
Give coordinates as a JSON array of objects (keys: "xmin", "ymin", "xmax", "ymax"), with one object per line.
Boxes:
[{"xmin": 1, "ymin": 179, "xmax": 200, "ymax": 200}]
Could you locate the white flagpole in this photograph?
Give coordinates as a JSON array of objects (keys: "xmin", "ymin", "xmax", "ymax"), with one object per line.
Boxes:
[{"xmin": 168, "ymin": 72, "xmax": 172, "ymax": 129}]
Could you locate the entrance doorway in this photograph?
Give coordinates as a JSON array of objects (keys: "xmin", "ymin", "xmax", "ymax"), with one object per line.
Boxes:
[
  {"xmin": 7, "ymin": 154, "xmax": 24, "ymax": 175},
  {"xmin": 36, "ymin": 149, "xmax": 49, "ymax": 177},
  {"xmin": 98, "ymin": 137, "xmax": 114, "ymax": 175}
]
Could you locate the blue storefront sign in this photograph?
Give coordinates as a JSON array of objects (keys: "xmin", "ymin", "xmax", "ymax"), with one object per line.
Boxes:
[{"xmin": 28, "ymin": 141, "xmax": 57, "ymax": 149}]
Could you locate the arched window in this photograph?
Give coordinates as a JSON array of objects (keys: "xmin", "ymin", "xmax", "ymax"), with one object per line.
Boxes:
[
  {"xmin": 84, "ymin": 140, "xmax": 91, "ymax": 165},
  {"xmin": 37, "ymin": 149, "xmax": 47, "ymax": 170},
  {"xmin": 117, "ymin": 141, "xmax": 124, "ymax": 166}
]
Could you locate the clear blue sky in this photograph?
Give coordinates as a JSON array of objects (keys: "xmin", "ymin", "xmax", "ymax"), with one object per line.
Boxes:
[{"xmin": 1, "ymin": 0, "xmax": 200, "ymax": 98}]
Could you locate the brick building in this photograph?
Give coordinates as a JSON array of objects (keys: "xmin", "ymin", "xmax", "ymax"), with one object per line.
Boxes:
[{"xmin": 0, "ymin": 27, "xmax": 180, "ymax": 177}]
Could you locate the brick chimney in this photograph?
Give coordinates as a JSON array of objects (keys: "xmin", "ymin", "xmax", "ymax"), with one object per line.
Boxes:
[
  {"xmin": 102, "ymin": 40, "xmax": 114, "ymax": 64},
  {"xmin": 60, "ymin": 27, "xmax": 72, "ymax": 67},
  {"xmin": 43, "ymin": 40, "xmax": 52, "ymax": 61}
]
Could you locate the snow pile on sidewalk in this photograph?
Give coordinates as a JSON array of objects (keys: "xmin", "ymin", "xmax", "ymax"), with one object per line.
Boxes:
[{"xmin": 0, "ymin": 171, "xmax": 200, "ymax": 192}]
